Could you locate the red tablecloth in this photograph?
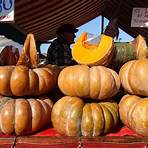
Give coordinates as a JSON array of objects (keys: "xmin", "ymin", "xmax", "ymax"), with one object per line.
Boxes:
[
  {"xmin": 0, "ymin": 126, "xmax": 147, "ymax": 148},
  {"xmin": 33, "ymin": 126, "xmax": 138, "ymax": 137}
]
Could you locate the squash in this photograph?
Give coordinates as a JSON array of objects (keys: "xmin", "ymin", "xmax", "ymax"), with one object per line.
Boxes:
[
  {"xmin": 109, "ymin": 42, "xmax": 137, "ymax": 71},
  {"xmin": 0, "ymin": 96, "xmax": 53, "ymax": 135},
  {"xmin": 119, "ymin": 94, "xmax": 148, "ymax": 136},
  {"xmin": 132, "ymin": 35, "xmax": 148, "ymax": 59},
  {"xmin": 72, "ymin": 32, "xmax": 114, "ymax": 66},
  {"xmin": 58, "ymin": 65, "xmax": 120, "ymax": 100},
  {"xmin": 119, "ymin": 59, "xmax": 148, "ymax": 96},
  {"xmin": 51, "ymin": 96, "xmax": 119, "ymax": 136},
  {"xmin": 0, "ymin": 34, "xmax": 58, "ymax": 97},
  {"xmin": 0, "ymin": 46, "xmax": 19, "ymax": 66},
  {"xmin": 109, "ymin": 35, "xmax": 148, "ymax": 71}
]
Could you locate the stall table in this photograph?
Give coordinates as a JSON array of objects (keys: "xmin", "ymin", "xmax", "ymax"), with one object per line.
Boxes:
[{"xmin": 0, "ymin": 126, "xmax": 147, "ymax": 148}]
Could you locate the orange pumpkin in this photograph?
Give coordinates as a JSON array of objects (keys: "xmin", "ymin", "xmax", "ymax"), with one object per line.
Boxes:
[
  {"xmin": 58, "ymin": 65, "xmax": 120, "ymax": 100},
  {"xmin": 119, "ymin": 95, "xmax": 148, "ymax": 136},
  {"xmin": 51, "ymin": 96, "xmax": 119, "ymax": 136},
  {"xmin": 0, "ymin": 34, "xmax": 58, "ymax": 97},
  {"xmin": 0, "ymin": 45, "xmax": 19, "ymax": 66},
  {"xmin": 0, "ymin": 96, "xmax": 53, "ymax": 135},
  {"xmin": 131, "ymin": 35, "xmax": 148, "ymax": 59},
  {"xmin": 72, "ymin": 32, "xmax": 114, "ymax": 66},
  {"xmin": 119, "ymin": 59, "xmax": 148, "ymax": 96}
]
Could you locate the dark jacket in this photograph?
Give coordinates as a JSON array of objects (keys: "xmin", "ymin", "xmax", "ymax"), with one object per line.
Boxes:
[{"xmin": 47, "ymin": 36, "xmax": 76, "ymax": 66}]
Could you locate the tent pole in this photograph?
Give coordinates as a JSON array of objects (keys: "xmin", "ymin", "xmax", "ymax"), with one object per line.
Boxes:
[{"xmin": 101, "ymin": 15, "xmax": 104, "ymax": 34}]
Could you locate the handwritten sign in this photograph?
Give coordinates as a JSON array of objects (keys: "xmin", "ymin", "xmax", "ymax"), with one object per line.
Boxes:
[
  {"xmin": 0, "ymin": 0, "xmax": 14, "ymax": 22},
  {"xmin": 131, "ymin": 8, "xmax": 148, "ymax": 27}
]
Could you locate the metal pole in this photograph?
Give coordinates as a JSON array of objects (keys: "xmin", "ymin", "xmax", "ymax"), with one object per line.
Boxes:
[{"xmin": 101, "ymin": 15, "xmax": 104, "ymax": 34}]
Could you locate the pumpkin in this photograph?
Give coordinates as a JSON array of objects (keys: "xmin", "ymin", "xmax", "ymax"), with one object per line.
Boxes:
[
  {"xmin": 0, "ymin": 34, "xmax": 58, "ymax": 97},
  {"xmin": 72, "ymin": 32, "xmax": 114, "ymax": 66},
  {"xmin": 58, "ymin": 65, "xmax": 120, "ymax": 100},
  {"xmin": 109, "ymin": 35, "xmax": 148, "ymax": 71},
  {"xmin": 119, "ymin": 59, "xmax": 148, "ymax": 96},
  {"xmin": 51, "ymin": 96, "xmax": 119, "ymax": 136},
  {"xmin": 132, "ymin": 35, "xmax": 148, "ymax": 59},
  {"xmin": 109, "ymin": 42, "xmax": 137, "ymax": 71},
  {"xmin": 119, "ymin": 94, "xmax": 148, "ymax": 136},
  {"xmin": 0, "ymin": 96, "xmax": 53, "ymax": 135},
  {"xmin": 0, "ymin": 45, "xmax": 19, "ymax": 66}
]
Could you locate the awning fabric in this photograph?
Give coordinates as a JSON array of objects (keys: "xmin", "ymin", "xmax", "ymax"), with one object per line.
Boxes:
[{"xmin": 14, "ymin": 0, "xmax": 148, "ymax": 42}]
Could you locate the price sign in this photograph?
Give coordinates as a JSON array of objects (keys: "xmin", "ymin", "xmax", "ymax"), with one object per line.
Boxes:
[
  {"xmin": 131, "ymin": 8, "xmax": 148, "ymax": 27},
  {"xmin": 0, "ymin": 0, "xmax": 14, "ymax": 22}
]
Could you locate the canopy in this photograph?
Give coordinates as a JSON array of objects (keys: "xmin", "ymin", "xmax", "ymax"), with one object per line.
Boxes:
[{"xmin": 5, "ymin": 0, "xmax": 148, "ymax": 42}]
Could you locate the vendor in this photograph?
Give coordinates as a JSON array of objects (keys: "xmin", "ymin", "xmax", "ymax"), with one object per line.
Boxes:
[{"xmin": 47, "ymin": 24, "xmax": 78, "ymax": 66}]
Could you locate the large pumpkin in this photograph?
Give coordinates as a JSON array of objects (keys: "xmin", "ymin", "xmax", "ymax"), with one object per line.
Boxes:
[
  {"xmin": 119, "ymin": 95, "xmax": 148, "ymax": 136},
  {"xmin": 109, "ymin": 35, "xmax": 148, "ymax": 71},
  {"xmin": 58, "ymin": 65, "xmax": 120, "ymax": 100},
  {"xmin": 0, "ymin": 96, "xmax": 53, "ymax": 135},
  {"xmin": 119, "ymin": 59, "xmax": 148, "ymax": 96},
  {"xmin": 51, "ymin": 96, "xmax": 119, "ymax": 136},
  {"xmin": 72, "ymin": 32, "xmax": 114, "ymax": 66},
  {"xmin": 0, "ymin": 34, "xmax": 58, "ymax": 97}
]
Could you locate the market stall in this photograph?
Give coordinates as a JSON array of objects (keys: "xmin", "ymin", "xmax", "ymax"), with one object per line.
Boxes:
[{"xmin": 0, "ymin": 0, "xmax": 148, "ymax": 148}]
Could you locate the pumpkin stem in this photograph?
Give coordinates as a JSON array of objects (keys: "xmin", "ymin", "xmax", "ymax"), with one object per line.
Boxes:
[{"xmin": 16, "ymin": 33, "xmax": 38, "ymax": 68}]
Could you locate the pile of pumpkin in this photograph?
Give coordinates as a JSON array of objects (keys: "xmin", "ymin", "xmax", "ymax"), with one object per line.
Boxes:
[
  {"xmin": 0, "ymin": 34, "xmax": 59, "ymax": 135},
  {"xmin": 70, "ymin": 32, "xmax": 148, "ymax": 137},
  {"xmin": 0, "ymin": 32, "xmax": 148, "ymax": 137}
]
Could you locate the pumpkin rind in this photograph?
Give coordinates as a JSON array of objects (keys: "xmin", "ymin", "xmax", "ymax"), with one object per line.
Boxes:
[
  {"xmin": 0, "ymin": 97, "xmax": 53, "ymax": 135},
  {"xmin": 58, "ymin": 65, "xmax": 120, "ymax": 100},
  {"xmin": 0, "ymin": 65, "xmax": 56, "ymax": 97},
  {"xmin": 28, "ymin": 99, "xmax": 43, "ymax": 132},
  {"xmin": 119, "ymin": 59, "xmax": 148, "ymax": 96},
  {"xmin": 134, "ymin": 35, "xmax": 148, "ymax": 59},
  {"xmin": 0, "ymin": 99, "xmax": 15, "ymax": 134},
  {"xmin": 119, "ymin": 95, "xmax": 148, "ymax": 136},
  {"xmin": 51, "ymin": 96, "xmax": 119, "ymax": 136},
  {"xmin": 0, "ymin": 33, "xmax": 59, "ymax": 97},
  {"xmin": 109, "ymin": 34, "xmax": 148, "ymax": 70},
  {"xmin": 119, "ymin": 94, "xmax": 140, "ymax": 126}
]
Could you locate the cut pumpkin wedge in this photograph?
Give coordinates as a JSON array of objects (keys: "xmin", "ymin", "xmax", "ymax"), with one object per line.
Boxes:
[{"xmin": 72, "ymin": 32, "xmax": 114, "ymax": 66}]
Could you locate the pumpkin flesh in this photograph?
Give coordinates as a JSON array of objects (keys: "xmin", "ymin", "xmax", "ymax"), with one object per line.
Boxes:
[{"xmin": 72, "ymin": 32, "xmax": 114, "ymax": 66}]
